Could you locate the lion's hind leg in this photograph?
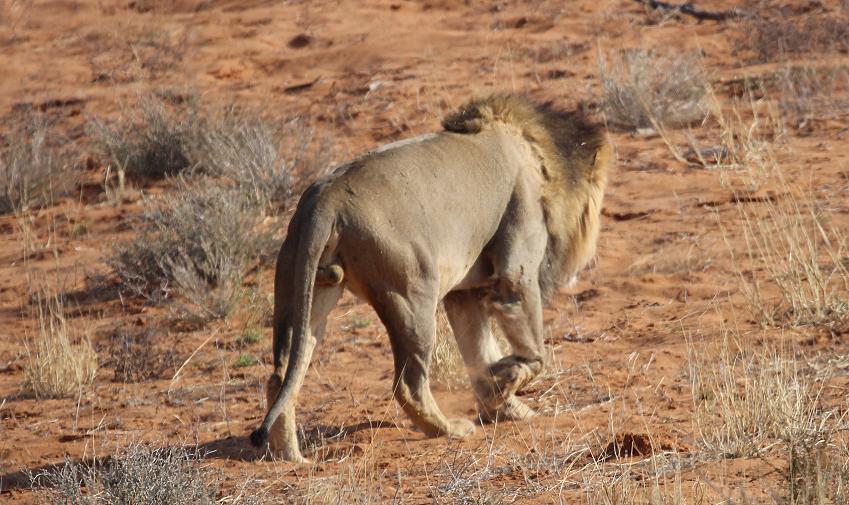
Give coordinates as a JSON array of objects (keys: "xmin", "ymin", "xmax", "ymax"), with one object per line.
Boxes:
[
  {"xmin": 266, "ymin": 283, "xmax": 343, "ymax": 462},
  {"xmin": 444, "ymin": 290, "xmax": 535, "ymax": 423},
  {"xmin": 376, "ymin": 291, "xmax": 475, "ymax": 439}
]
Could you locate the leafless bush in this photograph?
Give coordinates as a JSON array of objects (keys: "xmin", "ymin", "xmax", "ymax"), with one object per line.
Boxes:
[
  {"xmin": 108, "ymin": 178, "xmax": 275, "ymax": 319},
  {"xmin": 599, "ymin": 49, "xmax": 707, "ymax": 130},
  {"xmin": 740, "ymin": 14, "xmax": 849, "ymax": 63},
  {"xmin": 34, "ymin": 444, "xmax": 263, "ymax": 505},
  {"xmin": 433, "ymin": 449, "xmax": 516, "ymax": 504},
  {"xmin": 188, "ymin": 110, "xmax": 323, "ymax": 212},
  {"xmin": 89, "ymin": 94, "xmax": 195, "ymax": 178},
  {"xmin": 0, "ymin": 115, "xmax": 75, "ymax": 214},
  {"xmin": 22, "ymin": 292, "xmax": 97, "ymax": 399},
  {"xmin": 106, "ymin": 325, "xmax": 178, "ymax": 382}
]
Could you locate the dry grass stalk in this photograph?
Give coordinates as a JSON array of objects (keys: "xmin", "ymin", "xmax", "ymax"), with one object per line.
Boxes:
[
  {"xmin": 429, "ymin": 305, "xmax": 469, "ymax": 391},
  {"xmin": 740, "ymin": 14, "xmax": 849, "ymax": 64},
  {"xmin": 0, "ymin": 114, "xmax": 75, "ymax": 214},
  {"xmin": 23, "ymin": 292, "xmax": 97, "ymax": 399}
]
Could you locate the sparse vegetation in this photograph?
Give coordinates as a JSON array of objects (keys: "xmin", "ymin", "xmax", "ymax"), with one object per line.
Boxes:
[
  {"xmin": 33, "ymin": 444, "xmax": 263, "ymax": 505},
  {"xmin": 720, "ymin": 145, "xmax": 849, "ymax": 327},
  {"xmin": 599, "ymin": 48, "xmax": 707, "ymax": 130},
  {"xmin": 188, "ymin": 110, "xmax": 317, "ymax": 212},
  {"xmin": 688, "ymin": 327, "xmax": 846, "ymax": 458},
  {"xmin": 0, "ymin": 115, "xmax": 75, "ymax": 214},
  {"xmin": 7, "ymin": 3, "xmax": 849, "ymax": 504},
  {"xmin": 234, "ymin": 354, "xmax": 259, "ymax": 368},
  {"xmin": 22, "ymin": 293, "xmax": 97, "ymax": 399},
  {"xmin": 107, "ymin": 178, "xmax": 274, "ymax": 319},
  {"xmin": 740, "ymin": 14, "xmax": 849, "ymax": 64},
  {"xmin": 240, "ymin": 328, "xmax": 263, "ymax": 346},
  {"xmin": 89, "ymin": 93, "xmax": 196, "ymax": 178},
  {"xmin": 775, "ymin": 64, "xmax": 849, "ymax": 127}
]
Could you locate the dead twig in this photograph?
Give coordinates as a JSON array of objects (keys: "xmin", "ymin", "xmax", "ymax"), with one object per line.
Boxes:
[{"xmin": 634, "ymin": 0, "xmax": 749, "ymax": 21}]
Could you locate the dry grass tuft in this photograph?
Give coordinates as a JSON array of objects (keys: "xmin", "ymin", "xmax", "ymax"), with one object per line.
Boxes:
[
  {"xmin": 0, "ymin": 114, "xmax": 76, "ymax": 214},
  {"xmin": 22, "ymin": 293, "xmax": 97, "ymax": 399},
  {"xmin": 722, "ymin": 153, "xmax": 849, "ymax": 328},
  {"xmin": 599, "ymin": 48, "xmax": 707, "ymax": 131},
  {"xmin": 688, "ymin": 326, "xmax": 846, "ymax": 460}
]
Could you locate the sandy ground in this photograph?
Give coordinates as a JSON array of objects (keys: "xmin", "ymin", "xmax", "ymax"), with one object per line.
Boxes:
[{"xmin": 1, "ymin": 1, "xmax": 849, "ymax": 503}]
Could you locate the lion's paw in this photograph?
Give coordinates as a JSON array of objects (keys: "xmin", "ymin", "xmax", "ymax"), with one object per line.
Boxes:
[
  {"xmin": 478, "ymin": 396, "xmax": 536, "ymax": 424},
  {"xmin": 446, "ymin": 418, "xmax": 476, "ymax": 438}
]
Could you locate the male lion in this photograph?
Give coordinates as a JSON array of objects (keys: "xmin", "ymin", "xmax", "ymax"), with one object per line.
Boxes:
[{"xmin": 250, "ymin": 94, "xmax": 610, "ymax": 462}]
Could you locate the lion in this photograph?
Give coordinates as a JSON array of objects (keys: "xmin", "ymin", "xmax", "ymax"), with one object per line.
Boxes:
[{"xmin": 250, "ymin": 94, "xmax": 611, "ymax": 462}]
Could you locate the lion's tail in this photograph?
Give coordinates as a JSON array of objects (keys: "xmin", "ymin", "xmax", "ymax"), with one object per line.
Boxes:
[{"xmin": 250, "ymin": 205, "xmax": 336, "ymax": 449}]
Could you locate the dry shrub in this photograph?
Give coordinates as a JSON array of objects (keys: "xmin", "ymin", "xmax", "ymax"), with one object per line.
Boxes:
[
  {"xmin": 599, "ymin": 48, "xmax": 707, "ymax": 130},
  {"xmin": 90, "ymin": 93, "xmax": 329, "ymax": 203},
  {"xmin": 107, "ymin": 178, "xmax": 275, "ymax": 320},
  {"xmin": 89, "ymin": 93, "xmax": 195, "ymax": 178},
  {"xmin": 0, "ymin": 114, "xmax": 75, "ymax": 214},
  {"xmin": 22, "ymin": 293, "xmax": 97, "ymax": 399},
  {"xmin": 34, "ymin": 443, "xmax": 263, "ymax": 505},
  {"xmin": 740, "ymin": 14, "xmax": 849, "ymax": 63},
  {"xmin": 433, "ymin": 448, "xmax": 516, "ymax": 504},
  {"xmin": 89, "ymin": 26, "xmax": 187, "ymax": 83},
  {"xmin": 429, "ymin": 306, "xmax": 512, "ymax": 392},
  {"xmin": 189, "ymin": 110, "xmax": 325, "ymax": 212}
]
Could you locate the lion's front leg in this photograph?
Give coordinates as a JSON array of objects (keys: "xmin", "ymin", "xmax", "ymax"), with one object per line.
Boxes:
[
  {"xmin": 483, "ymin": 277, "xmax": 546, "ymax": 416},
  {"xmin": 444, "ymin": 289, "xmax": 536, "ymax": 423}
]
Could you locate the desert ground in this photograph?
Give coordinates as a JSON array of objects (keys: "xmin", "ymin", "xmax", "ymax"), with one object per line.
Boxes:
[{"xmin": 2, "ymin": 0, "xmax": 849, "ymax": 503}]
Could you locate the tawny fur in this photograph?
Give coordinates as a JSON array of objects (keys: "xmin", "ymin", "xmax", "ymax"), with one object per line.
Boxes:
[
  {"xmin": 251, "ymin": 93, "xmax": 611, "ymax": 463},
  {"xmin": 443, "ymin": 94, "xmax": 611, "ymax": 299}
]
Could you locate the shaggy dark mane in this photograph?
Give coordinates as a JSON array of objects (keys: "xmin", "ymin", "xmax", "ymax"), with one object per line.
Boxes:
[{"xmin": 443, "ymin": 94, "xmax": 611, "ymax": 300}]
